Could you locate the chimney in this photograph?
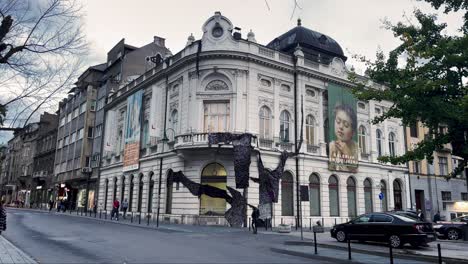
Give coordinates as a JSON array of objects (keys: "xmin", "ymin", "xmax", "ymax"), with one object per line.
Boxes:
[{"xmin": 153, "ymin": 36, "xmax": 166, "ymax": 47}]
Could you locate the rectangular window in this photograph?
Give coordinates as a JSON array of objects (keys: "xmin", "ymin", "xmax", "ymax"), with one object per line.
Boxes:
[
  {"xmin": 78, "ymin": 128, "xmax": 84, "ymax": 140},
  {"xmin": 73, "ymin": 108, "xmax": 79, "ymax": 118},
  {"xmin": 80, "ymin": 103, "xmax": 86, "ymax": 114},
  {"xmin": 413, "ymin": 161, "xmax": 421, "ymax": 174},
  {"xmin": 410, "ymin": 124, "xmax": 418, "ymax": 138},
  {"xmin": 439, "ymin": 156, "xmax": 448, "ymax": 176},
  {"xmin": 85, "ymin": 156, "xmax": 91, "ymax": 167},
  {"xmin": 97, "ymin": 98, "xmax": 105, "ymax": 111},
  {"xmin": 70, "ymin": 132, "xmax": 76, "ymax": 143},
  {"xmin": 462, "ymin": 193, "xmax": 468, "ymax": 201},
  {"xmin": 441, "ymin": 191, "xmax": 452, "ymax": 201},
  {"xmin": 67, "ymin": 113, "xmax": 72, "ymax": 123},
  {"xmin": 203, "ymin": 102, "xmax": 230, "ymax": 132},
  {"xmin": 95, "ymin": 125, "xmax": 102, "ymax": 138},
  {"xmin": 60, "ymin": 117, "xmax": 66, "ymax": 126},
  {"xmin": 58, "ymin": 139, "xmax": 63, "ymax": 149},
  {"xmin": 64, "ymin": 136, "xmax": 69, "ymax": 145},
  {"xmin": 90, "ymin": 100, "xmax": 96, "ymax": 111},
  {"xmin": 87, "ymin": 126, "xmax": 93, "ymax": 138}
]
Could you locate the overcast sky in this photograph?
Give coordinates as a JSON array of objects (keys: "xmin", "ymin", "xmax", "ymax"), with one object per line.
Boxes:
[
  {"xmin": 83, "ymin": 0, "xmax": 463, "ymax": 72},
  {"xmin": 0, "ymin": 0, "xmax": 463, "ymax": 144}
]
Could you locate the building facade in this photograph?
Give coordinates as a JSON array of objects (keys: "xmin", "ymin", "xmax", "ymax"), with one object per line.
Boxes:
[
  {"xmin": 53, "ymin": 37, "xmax": 169, "ymax": 211},
  {"xmin": 406, "ymin": 123, "xmax": 468, "ymax": 221},
  {"xmin": 97, "ymin": 13, "xmax": 409, "ymax": 227},
  {"xmin": 2, "ymin": 112, "xmax": 57, "ymax": 207}
]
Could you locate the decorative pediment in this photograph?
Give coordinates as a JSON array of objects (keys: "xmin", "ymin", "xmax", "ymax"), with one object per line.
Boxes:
[
  {"xmin": 205, "ymin": 80, "xmax": 229, "ymax": 91},
  {"xmin": 258, "ymin": 96, "xmax": 274, "ymax": 108}
]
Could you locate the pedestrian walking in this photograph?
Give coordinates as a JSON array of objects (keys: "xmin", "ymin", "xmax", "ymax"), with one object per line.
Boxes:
[
  {"xmin": 48, "ymin": 200, "xmax": 54, "ymax": 212},
  {"xmin": 111, "ymin": 199, "xmax": 120, "ymax": 220},
  {"xmin": 251, "ymin": 206, "xmax": 260, "ymax": 234},
  {"xmin": 121, "ymin": 198, "xmax": 128, "ymax": 219},
  {"xmin": 433, "ymin": 211, "xmax": 441, "ymax": 223},
  {"xmin": 417, "ymin": 209, "xmax": 425, "ymax": 222},
  {"xmin": 0, "ymin": 201, "xmax": 6, "ymax": 235},
  {"xmin": 57, "ymin": 199, "xmax": 62, "ymax": 212}
]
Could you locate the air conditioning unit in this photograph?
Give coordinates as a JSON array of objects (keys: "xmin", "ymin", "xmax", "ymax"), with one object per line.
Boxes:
[{"xmin": 81, "ymin": 167, "xmax": 92, "ymax": 173}]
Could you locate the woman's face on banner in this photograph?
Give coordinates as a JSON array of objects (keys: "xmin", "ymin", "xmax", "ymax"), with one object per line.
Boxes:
[{"xmin": 334, "ymin": 109, "xmax": 354, "ymax": 142}]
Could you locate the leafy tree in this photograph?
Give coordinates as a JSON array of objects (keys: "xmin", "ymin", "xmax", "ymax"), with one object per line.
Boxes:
[
  {"xmin": 350, "ymin": 0, "xmax": 467, "ymax": 178},
  {"xmin": 0, "ymin": 0, "xmax": 86, "ymax": 128}
]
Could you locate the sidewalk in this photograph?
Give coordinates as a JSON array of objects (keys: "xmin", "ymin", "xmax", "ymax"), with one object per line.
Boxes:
[{"xmin": 0, "ymin": 236, "xmax": 36, "ymax": 264}]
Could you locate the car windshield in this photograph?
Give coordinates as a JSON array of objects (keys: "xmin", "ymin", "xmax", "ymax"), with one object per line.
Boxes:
[
  {"xmin": 393, "ymin": 214, "xmax": 417, "ymax": 222},
  {"xmin": 453, "ymin": 216, "xmax": 468, "ymax": 222}
]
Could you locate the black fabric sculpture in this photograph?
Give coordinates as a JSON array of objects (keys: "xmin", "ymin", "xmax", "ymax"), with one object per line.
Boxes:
[
  {"xmin": 208, "ymin": 133, "xmax": 253, "ymax": 189},
  {"xmin": 168, "ymin": 170, "xmax": 249, "ymax": 227},
  {"xmin": 251, "ymin": 151, "xmax": 292, "ymax": 205}
]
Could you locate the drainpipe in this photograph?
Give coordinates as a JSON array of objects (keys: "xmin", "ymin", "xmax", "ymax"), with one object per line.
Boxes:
[
  {"xmin": 293, "ymin": 54, "xmax": 303, "ymax": 240},
  {"xmin": 156, "ymin": 70, "xmax": 170, "ymax": 228}
]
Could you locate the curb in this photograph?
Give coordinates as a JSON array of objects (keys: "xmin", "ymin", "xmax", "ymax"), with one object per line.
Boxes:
[
  {"xmin": 271, "ymin": 247, "xmax": 361, "ymax": 263},
  {"xmin": 283, "ymin": 240, "xmax": 468, "ymax": 264},
  {"xmin": 0, "ymin": 236, "xmax": 37, "ymax": 264}
]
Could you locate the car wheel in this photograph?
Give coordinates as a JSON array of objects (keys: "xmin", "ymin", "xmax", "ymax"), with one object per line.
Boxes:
[
  {"xmin": 336, "ymin": 230, "xmax": 347, "ymax": 242},
  {"xmin": 389, "ymin": 235, "xmax": 402, "ymax": 248},
  {"xmin": 447, "ymin": 229, "xmax": 460, "ymax": 240}
]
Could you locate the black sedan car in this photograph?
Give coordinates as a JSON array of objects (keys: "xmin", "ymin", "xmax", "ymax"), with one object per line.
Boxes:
[
  {"xmin": 330, "ymin": 213, "xmax": 436, "ymax": 248},
  {"xmin": 433, "ymin": 215, "xmax": 468, "ymax": 240}
]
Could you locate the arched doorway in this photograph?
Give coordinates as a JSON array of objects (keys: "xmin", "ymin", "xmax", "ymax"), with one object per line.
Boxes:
[
  {"xmin": 364, "ymin": 178, "xmax": 373, "ymax": 213},
  {"xmin": 120, "ymin": 176, "xmax": 125, "ymax": 203},
  {"xmin": 200, "ymin": 163, "xmax": 227, "ymax": 215},
  {"xmin": 309, "ymin": 173, "xmax": 320, "ymax": 216},
  {"xmin": 137, "ymin": 174, "xmax": 144, "ymax": 212},
  {"xmin": 393, "ymin": 180, "xmax": 403, "ymax": 210},
  {"xmin": 148, "ymin": 172, "xmax": 154, "ymax": 213},
  {"xmin": 104, "ymin": 179, "xmax": 109, "ymax": 210},
  {"xmin": 347, "ymin": 177, "xmax": 357, "ymax": 217},
  {"xmin": 329, "ymin": 175, "xmax": 339, "ymax": 216},
  {"xmin": 380, "ymin": 180, "xmax": 388, "ymax": 211},
  {"xmin": 128, "ymin": 175, "xmax": 134, "ymax": 212},
  {"xmin": 281, "ymin": 172, "xmax": 294, "ymax": 216},
  {"xmin": 165, "ymin": 170, "xmax": 173, "ymax": 214}
]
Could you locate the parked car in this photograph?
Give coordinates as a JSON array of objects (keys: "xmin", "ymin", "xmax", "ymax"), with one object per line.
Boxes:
[
  {"xmin": 392, "ymin": 210, "xmax": 419, "ymax": 220},
  {"xmin": 433, "ymin": 215, "xmax": 468, "ymax": 240},
  {"xmin": 330, "ymin": 213, "xmax": 436, "ymax": 248}
]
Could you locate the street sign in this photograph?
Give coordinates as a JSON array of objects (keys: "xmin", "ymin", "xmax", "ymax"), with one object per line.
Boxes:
[{"xmin": 379, "ymin": 192, "xmax": 384, "ymax": 200}]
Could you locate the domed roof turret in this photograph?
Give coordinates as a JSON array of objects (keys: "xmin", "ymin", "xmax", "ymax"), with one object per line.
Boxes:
[{"xmin": 267, "ymin": 19, "xmax": 347, "ymax": 64}]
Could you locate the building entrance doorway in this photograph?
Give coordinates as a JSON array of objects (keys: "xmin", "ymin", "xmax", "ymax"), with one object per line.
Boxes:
[
  {"xmin": 200, "ymin": 163, "xmax": 227, "ymax": 216},
  {"xmin": 415, "ymin": 190, "xmax": 425, "ymax": 212}
]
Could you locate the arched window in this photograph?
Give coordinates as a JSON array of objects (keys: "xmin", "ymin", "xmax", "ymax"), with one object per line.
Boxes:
[
  {"xmin": 280, "ymin": 110, "xmax": 291, "ymax": 142},
  {"xmin": 393, "ymin": 180, "xmax": 402, "ymax": 211},
  {"xmin": 259, "ymin": 106, "xmax": 272, "ymax": 139},
  {"xmin": 306, "ymin": 115, "xmax": 316, "ymax": 145},
  {"xmin": 309, "ymin": 174, "xmax": 321, "ymax": 216},
  {"xmin": 137, "ymin": 174, "xmax": 144, "ymax": 212},
  {"xmin": 129, "ymin": 175, "xmax": 134, "ymax": 212},
  {"xmin": 165, "ymin": 170, "xmax": 173, "ymax": 214},
  {"xmin": 329, "ymin": 175, "xmax": 339, "ymax": 216},
  {"xmin": 389, "ymin": 132, "xmax": 396, "ymax": 157},
  {"xmin": 380, "ymin": 180, "xmax": 388, "ymax": 211},
  {"xmin": 200, "ymin": 163, "xmax": 227, "ymax": 215},
  {"xmin": 170, "ymin": 109, "xmax": 178, "ymax": 135},
  {"xmin": 347, "ymin": 177, "xmax": 357, "ymax": 217},
  {"xmin": 376, "ymin": 129, "xmax": 383, "ymax": 157},
  {"xmin": 104, "ymin": 179, "xmax": 109, "ymax": 210},
  {"xmin": 113, "ymin": 177, "xmax": 118, "ymax": 201},
  {"xmin": 358, "ymin": 126, "xmax": 366, "ymax": 154},
  {"xmin": 120, "ymin": 176, "xmax": 126, "ymax": 203},
  {"xmin": 148, "ymin": 172, "xmax": 154, "ymax": 213},
  {"xmin": 281, "ymin": 172, "xmax": 294, "ymax": 216},
  {"xmin": 364, "ymin": 178, "xmax": 373, "ymax": 213}
]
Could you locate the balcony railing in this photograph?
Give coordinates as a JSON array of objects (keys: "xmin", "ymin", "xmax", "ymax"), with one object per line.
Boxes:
[
  {"xmin": 306, "ymin": 144, "xmax": 319, "ymax": 154},
  {"xmin": 277, "ymin": 142, "xmax": 293, "ymax": 152},
  {"xmin": 259, "ymin": 138, "xmax": 274, "ymax": 149}
]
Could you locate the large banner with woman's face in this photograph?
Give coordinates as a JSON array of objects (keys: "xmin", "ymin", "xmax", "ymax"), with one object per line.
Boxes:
[{"xmin": 328, "ymin": 83, "xmax": 358, "ymax": 172}]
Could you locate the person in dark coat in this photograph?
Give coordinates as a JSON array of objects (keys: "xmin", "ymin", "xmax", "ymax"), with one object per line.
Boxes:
[
  {"xmin": 48, "ymin": 200, "xmax": 54, "ymax": 212},
  {"xmin": 251, "ymin": 207, "xmax": 260, "ymax": 234},
  {"xmin": 433, "ymin": 211, "xmax": 441, "ymax": 223},
  {"xmin": 417, "ymin": 209, "xmax": 425, "ymax": 222},
  {"xmin": 0, "ymin": 201, "xmax": 6, "ymax": 234}
]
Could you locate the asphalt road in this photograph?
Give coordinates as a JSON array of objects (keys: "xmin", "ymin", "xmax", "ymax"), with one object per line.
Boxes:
[{"xmin": 4, "ymin": 208, "xmax": 318, "ymax": 263}]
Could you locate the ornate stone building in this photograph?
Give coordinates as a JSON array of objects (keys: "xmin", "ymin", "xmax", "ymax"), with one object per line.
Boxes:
[{"xmin": 98, "ymin": 12, "xmax": 408, "ymax": 227}]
